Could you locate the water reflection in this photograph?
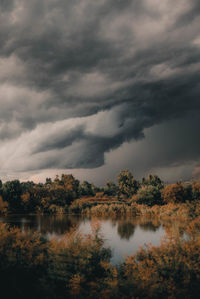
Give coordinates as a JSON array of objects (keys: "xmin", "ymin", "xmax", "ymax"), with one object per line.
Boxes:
[
  {"xmin": 0, "ymin": 214, "xmax": 189, "ymax": 264},
  {"xmin": 0, "ymin": 214, "xmax": 82, "ymax": 234},
  {"xmin": 117, "ymin": 221, "xmax": 135, "ymax": 240},
  {"xmin": 139, "ymin": 221, "xmax": 160, "ymax": 232}
]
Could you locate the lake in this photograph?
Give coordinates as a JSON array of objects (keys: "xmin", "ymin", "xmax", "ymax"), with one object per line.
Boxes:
[{"xmin": 0, "ymin": 214, "xmax": 185, "ymax": 264}]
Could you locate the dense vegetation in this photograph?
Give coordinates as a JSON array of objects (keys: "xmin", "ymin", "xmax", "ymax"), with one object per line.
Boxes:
[
  {"xmin": 0, "ymin": 170, "xmax": 199, "ymax": 216},
  {"xmin": 0, "ymin": 217, "xmax": 200, "ymax": 298},
  {"xmin": 1, "ymin": 171, "xmax": 200, "ymax": 298}
]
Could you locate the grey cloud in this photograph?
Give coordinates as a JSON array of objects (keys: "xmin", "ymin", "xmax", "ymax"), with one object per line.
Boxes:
[
  {"xmin": 33, "ymin": 125, "xmax": 85, "ymax": 153},
  {"xmin": 0, "ymin": 0, "xmax": 199, "ymax": 177},
  {"xmin": 177, "ymin": 0, "xmax": 200, "ymax": 25}
]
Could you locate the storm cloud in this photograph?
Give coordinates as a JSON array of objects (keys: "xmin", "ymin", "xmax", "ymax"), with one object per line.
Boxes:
[{"xmin": 0, "ymin": 0, "xmax": 200, "ymax": 183}]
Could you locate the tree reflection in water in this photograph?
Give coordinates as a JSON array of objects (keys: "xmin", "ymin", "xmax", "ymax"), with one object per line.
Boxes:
[
  {"xmin": 0, "ymin": 214, "xmax": 82, "ymax": 235},
  {"xmin": 0, "ymin": 215, "xmax": 188, "ymax": 245},
  {"xmin": 117, "ymin": 221, "xmax": 135, "ymax": 240},
  {"xmin": 139, "ymin": 221, "xmax": 161, "ymax": 232}
]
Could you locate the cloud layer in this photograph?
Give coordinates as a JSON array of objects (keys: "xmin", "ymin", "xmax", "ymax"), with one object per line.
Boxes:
[{"xmin": 0, "ymin": 0, "xmax": 200, "ymax": 182}]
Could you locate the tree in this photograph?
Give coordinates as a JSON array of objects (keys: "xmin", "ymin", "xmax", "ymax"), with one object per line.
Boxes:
[
  {"xmin": 118, "ymin": 170, "xmax": 139, "ymax": 199},
  {"xmin": 79, "ymin": 181, "xmax": 95, "ymax": 196},
  {"xmin": 29, "ymin": 185, "xmax": 49, "ymax": 212},
  {"xmin": 20, "ymin": 181, "xmax": 35, "ymax": 212},
  {"xmin": 50, "ymin": 185, "xmax": 70, "ymax": 206},
  {"xmin": 61, "ymin": 174, "xmax": 80, "ymax": 199},
  {"xmin": 21, "ymin": 181, "xmax": 35, "ymax": 193},
  {"xmin": 2, "ymin": 180, "xmax": 23, "ymax": 212},
  {"xmin": 142, "ymin": 174, "xmax": 164, "ymax": 190},
  {"xmin": 45, "ymin": 178, "xmax": 52, "ymax": 187},
  {"xmin": 104, "ymin": 181, "xmax": 118, "ymax": 196},
  {"xmin": 135, "ymin": 185, "xmax": 162, "ymax": 206},
  {"xmin": 0, "ymin": 195, "xmax": 8, "ymax": 214},
  {"xmin": 53, "ymin": 174, "xmax": 80, "ymax": 201}
]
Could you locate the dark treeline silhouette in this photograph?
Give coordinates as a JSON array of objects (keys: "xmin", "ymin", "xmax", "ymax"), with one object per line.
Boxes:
[{"xmin": 0, "ymin": 170, "xmax": 200, "ymax": 214}]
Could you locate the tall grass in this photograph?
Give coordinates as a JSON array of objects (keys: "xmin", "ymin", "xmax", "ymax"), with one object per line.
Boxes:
[{"xmin": 70, "ymin": 199, "xmax": 200, "ymax": 220}]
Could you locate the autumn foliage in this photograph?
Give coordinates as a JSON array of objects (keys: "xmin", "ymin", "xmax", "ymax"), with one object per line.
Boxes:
[{"xmin": 0, "ymin": 217, "xmax": 200, "ymax": 298}]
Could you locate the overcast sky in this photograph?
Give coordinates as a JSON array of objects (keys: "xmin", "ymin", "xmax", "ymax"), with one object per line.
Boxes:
[{"xmin": 0, "ymin": 0, "xmax": 200, "ymax": 185}]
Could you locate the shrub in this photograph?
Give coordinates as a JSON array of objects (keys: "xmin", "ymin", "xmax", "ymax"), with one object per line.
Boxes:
[
  {"xmin": 192, "ymin": 182, "xmax": 200, "ymax": 200},
  {"xmin": 0, "ymin": 224, "xmax": 50, "ymax": 299},
  {"xmin": 50, "ymin": 225, "xmax": 112, "ymax": 297},
  {"xmin": 0, "ymin": 195, "xmax": 8, "ymax": 214},
  {"xmin": 135, "ymin": 185, "xmax": 163, "ymax": 206},
  {"xmin": 120, "ymin": 233, "xmax": 200, "ymax": 298},
  {"xmin": 162, "ymin": 182, "xmax": 188, "ymax": 203}
]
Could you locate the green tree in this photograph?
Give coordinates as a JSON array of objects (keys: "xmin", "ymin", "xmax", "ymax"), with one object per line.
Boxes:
[
  {"xmin": 45, "ymin": 178, "xmax": 52, "ymax": 187},
  {"xmin": 50, "ymin": 186, "xmax": 71, "ymax": 206},
  {"xmin": 135, "ymin": 185, "xmax": 163, "ymax": 206},
  {"xmin": 79, "ymin": 181, "xmax": 95, "ymax": 196},
  {"xmin": 61, "ymin": 174, "xmax": 80, "ymax": 199},
  {"xmin": 104, "ymin": 181, "xmax": 118, "ymax": 196},
  {"xmin": 118, "ymin": 170, "xmax": 139, "ymax": 199},
  {"xmin": 53, "ymin": 174, "xmax": 80, "ymax": 201},
  {"xmin": 2, "ymin": 180, "xmax": 23, "ymax": 212},
  {"xmin": 142, "ymin": 174, "xmax": 164, "ymax": 189}
]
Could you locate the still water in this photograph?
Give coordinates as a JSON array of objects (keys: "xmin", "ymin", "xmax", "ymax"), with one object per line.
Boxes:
[{"xmin": 0, "ymin": 214, "xmax": 182, "ymax": 264}]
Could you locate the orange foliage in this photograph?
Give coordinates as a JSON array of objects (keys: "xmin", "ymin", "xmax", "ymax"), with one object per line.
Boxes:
[
  {"xmin": 0, "ymin": 196, "xmax": 8, "ymax": 214},
  {"xmin": 21, "ymin": 192, "xmax": 30, "ymax": 204},
  {"xmin": 162, "ymin": 182, "xmax": 187, "ymax": 203}
]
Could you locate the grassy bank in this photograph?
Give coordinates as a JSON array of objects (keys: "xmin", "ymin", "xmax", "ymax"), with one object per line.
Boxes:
[{"xmin": 69, "ymin": 198, "xmax": 200, "ymax": 220}]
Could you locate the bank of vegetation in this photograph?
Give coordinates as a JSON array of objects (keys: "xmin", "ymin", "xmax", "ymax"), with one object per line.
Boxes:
[
  {"xmin": 0, "ymin": 216, "xmax": 200, "ymax": 298},
  {"xmin": 0, "ymin": 170, "xmax": 200, "ymax": 219},
  {"xmin": 1, "ymin": 171, "xmax": 200, "ymax": 298}
]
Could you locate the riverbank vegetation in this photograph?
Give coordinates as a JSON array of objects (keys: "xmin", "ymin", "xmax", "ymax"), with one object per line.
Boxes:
[
  {"xmin": 1, "ymin": 216, "xmax": 200, "ymax": 298},
  {"xmin": 0, "ymin": 170, "xmax": 199, "ymax": 219},
  {"xmin": 1, "ymin": 171, "xmax": 200, "ymax": 297}
]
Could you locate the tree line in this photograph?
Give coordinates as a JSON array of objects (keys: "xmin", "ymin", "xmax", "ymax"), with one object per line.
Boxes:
[{"xmin": 0, "ymin": 170, "xmax": 199, "ymax": 214}]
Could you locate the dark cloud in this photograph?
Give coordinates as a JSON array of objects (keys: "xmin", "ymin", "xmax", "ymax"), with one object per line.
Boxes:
[
  {"xmin": 177, "ymin": 0, "xmax": 200, "ymax": 25},
  {"xmin": 0, "ymin": 0, "xmax": 199, "ymax": 181}
]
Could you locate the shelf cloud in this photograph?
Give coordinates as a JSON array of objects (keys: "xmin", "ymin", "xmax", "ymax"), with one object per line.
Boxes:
[{"xmin": 0, "ymin": 0, "xmax": 200, "ymax": 183}]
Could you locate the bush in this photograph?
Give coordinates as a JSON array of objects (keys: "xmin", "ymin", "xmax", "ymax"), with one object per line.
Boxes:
[
  {"xmin": 162, "ymin": 182, "xmax": 188, "ymax": 203},
  {"xmin": 120, "ymin": 231, "xmax": 200, "ymax": 298},
  {"xmin": 192, "ymin": 182, "xmax": 200, "ymax": 200},
  {"xmin": 0, "ymin": 196, "xmax": 8, "ymax": 214},
  {"xmin": 135, "ymin": 185, "xmax": 163, "ymax": 206},
  {"xmin": 0, "ymin": 224, "xmax": 50, "ymax": 299}
]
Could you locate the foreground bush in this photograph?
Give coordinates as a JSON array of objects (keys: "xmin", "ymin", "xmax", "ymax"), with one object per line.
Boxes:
[
  {"xmin": 120, "ymin": 219, "xmax": 200, "ymax": 298},
  {"xmin": 49, "ymin": 223, "xmax": 112, "ymax": 298},
  {"xmin": 0, "ymin": 223, "xmax": 112, "ymax": 299},
  {"xmin": 1, "ymin": 217, "xmax": 200, "ymax": 298},
  {"xmin": 0, "ymin": 224, "xmax": 50, "ymax": 299}
]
